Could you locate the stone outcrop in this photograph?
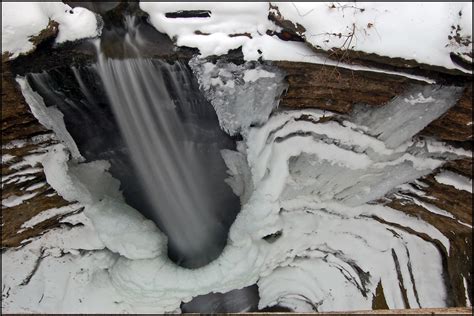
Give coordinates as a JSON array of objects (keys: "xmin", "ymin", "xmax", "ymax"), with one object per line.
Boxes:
[
  {"xmin": 276, "ymin": 60, "xmax": 411, "ymax": 112},
  {"xmin": 1, "ymin": 64, "xmax": 80, "ymax": 248}
]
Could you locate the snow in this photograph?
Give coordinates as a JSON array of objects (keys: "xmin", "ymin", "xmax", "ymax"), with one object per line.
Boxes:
[
  {"xmin": 140, "ymin": 2, "xmax": 275, "ymax": 58},
  {"xmin": 243, "ymin": 34, "xmax": 436, "ymax": 84},
  {"xmin": 3, "ymin": 88, "xmax": 462, "ymax": 312},
  {"xmin": 2, "ymin": 192, "xmax": 38, "ymax": 208},
  {"xmin": 273, "ymin": 2, "xmax": 472, "ymax": 73},
  {"xmin": 141, "ymin": 2, "xmax": 472, "ymax": 74},
  {"xmin": 435, "ymin": 170, "xmax": 473, "ymax": 193},
  {"xmin": 2, "ymin": 134, "xmax": 54, "ymax": 150},
  {"xmin": 425, "ymin": 139, "xmax": 472, "ymax": 158},
  {"xmin": 242, "ymin": 68, "xmax": 276, "ymax": 83},
  {"xmin": 85, "ymin": 197, "xmax": 167, "ymax": 260},
  {"xmin": 396, "ymin": 183, "xmax": 434, "ymax": 200},
  {"xmin": 463, "ymin": 275, "xmax": 472, "ymax": 307},
  {"xmin": 410, "ymin": 197, "xmax": 455, "ymax": 219},
  {"xmin": 25, "ymin": 182, "xmax": 47, "ymax": 191},
  {"xmin": 19, "ymin": 204, "xmax": 80, "ymax": 231},
  {"xmin": 41, "ymin": 144, "xmax": 121, "ymax": 205},
  {"xmin": 11, "ymin": 65, "xmax": 472, "ymax": 311},
  {"xmin": 1, "ymin": 2, "xmax": 100, "ymax": 60},
  {"xmin": 2, "ymin": 154, "xmax": 15, "ymax": 163}
]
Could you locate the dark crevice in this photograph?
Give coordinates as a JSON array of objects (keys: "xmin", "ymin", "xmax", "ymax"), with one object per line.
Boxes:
[
  {"xmin": 165, "ymin": 10, "xmax": 211, "ymax": 19},
  {"xmin": 262, "ymin": 230, "xmax": 283, "ymax": 243},
  {"xmin": 404, "ymin": 244, "xmax": 422, "ymax": 307},
  {"xmin": 391, "ymin": 248, "xmax": 410, "ymax": 308}
]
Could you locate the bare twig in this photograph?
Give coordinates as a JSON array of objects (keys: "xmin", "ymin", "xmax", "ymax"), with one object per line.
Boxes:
[{"xmin": 291, "ymin": 2, "xmax": 316, "ymax": 17}]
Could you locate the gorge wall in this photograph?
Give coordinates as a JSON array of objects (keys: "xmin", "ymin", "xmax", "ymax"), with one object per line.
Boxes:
[{"xmin": 1, "ymin": 2, "xmax": 472, "ymax": 313}]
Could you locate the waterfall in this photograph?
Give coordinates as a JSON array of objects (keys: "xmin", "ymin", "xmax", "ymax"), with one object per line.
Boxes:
[
  {"xmin": 26, "ymin": 44, "xmax": 240, "ymax": 268},
  {"xmin": 95, "ymin": 57, "xmax": 237, "ymax": 266}
]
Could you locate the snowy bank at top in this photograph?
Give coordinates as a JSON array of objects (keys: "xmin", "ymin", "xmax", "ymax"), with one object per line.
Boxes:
[
  {"xmin": 140, "ymin": 2, "xmax": 472, "ymax": 73},
  {"xmin": 2, "ymin": 2, "xmax": 100, "ymax": 59}
]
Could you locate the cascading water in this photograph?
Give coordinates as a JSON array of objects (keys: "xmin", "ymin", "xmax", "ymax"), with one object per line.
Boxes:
[
  {"xmin": 26, "ymin": 22, "xmax": 241, "ymax": 267},
  {"xmin": 22, "ymin": 14, "xmax": 262, "ymax": 311},
  {"xmin": 94, "ymin": 57, "xmax": 239, "ymax": 266}
]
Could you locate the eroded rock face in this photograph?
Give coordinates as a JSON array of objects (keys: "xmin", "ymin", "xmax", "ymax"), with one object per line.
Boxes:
[
  {"xmin": 1, "ymin": 64, "xmax": 80, "ymax": 248},
  {"xmin": 385, "ymin": 170, "xmax": 472, "ymax": 307},
  {"xmin": 276, "ymin": 60, "xmax": 411, "ymax": 112}
]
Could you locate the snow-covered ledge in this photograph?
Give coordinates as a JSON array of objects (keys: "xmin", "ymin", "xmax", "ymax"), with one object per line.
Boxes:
[
  {"xmin": 1, "ymin": 2, "xmax": 101, "ymax": 60},
  {"xmin": 140, "ymin": 2, "xmax": 472, "ymax": 75}
]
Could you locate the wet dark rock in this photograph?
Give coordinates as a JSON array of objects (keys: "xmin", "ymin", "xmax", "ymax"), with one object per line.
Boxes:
[
  {"xmin": 275, "ymin": 60, "xmax": 412, "ymax": 113},
  {"xmin": 181, "ymin": 285, "xmax": 259, "ymax": 313},
  {"xmin": 165, "ymin": 10, "xmax": 211, "ymax": 19}
]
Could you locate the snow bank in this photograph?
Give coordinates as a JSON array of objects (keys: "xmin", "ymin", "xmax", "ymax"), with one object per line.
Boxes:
[
  {"xmin": 273, "ymin": 2, "xmax": 472, "ymax": 73},
  {"xmin": 140, "ymin": 2, "xmax": 275, "ymax": 57},
  {"xmin": 141, "ymin": 2, "xmax": 472, "ymax": 74},
  {"xmin": 2, "ymin": 2, "xmax": 100, "ymax": 59}
]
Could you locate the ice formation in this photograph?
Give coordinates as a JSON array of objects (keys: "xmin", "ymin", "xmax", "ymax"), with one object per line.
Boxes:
[
  {"xmin": 351, "ymin": 85, "xmax": 464, "ymax": 148},
  {"xmin": 1, "ymin": 2, "xmax": 101, "ymax": 59},
  {"xmin": 3, "ymin": 70, "xmax": 468, "ymax": 312},
  {"xmin": 17, "ymin": 78, "xmax": 83, "ymax": 160},
  {"xmin": 189, "ymin": 57, "xmax": 287, "ymax": 136}
]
